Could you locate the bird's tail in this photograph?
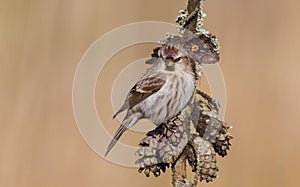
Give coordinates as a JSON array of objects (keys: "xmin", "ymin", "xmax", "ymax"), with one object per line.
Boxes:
[
  {"xmin": 104, "ymin": 124, "xmax": 128, "ymax": 157},
  {"xmin": 105, "ymin": 112, "xmax": 142, "ymax": 157}
]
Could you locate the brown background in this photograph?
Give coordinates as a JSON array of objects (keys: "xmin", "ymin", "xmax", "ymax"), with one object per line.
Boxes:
[{"xmin": 1, "ymin": 0, "xmax": 300, "ymax": 187}]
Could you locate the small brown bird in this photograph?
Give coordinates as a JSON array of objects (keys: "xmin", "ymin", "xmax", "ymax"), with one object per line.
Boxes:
[{"xmin": 105, "ymin": 45, "xmax": 197, "ymax": 156}]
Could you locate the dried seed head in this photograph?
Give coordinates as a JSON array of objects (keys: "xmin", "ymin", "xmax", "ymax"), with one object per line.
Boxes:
[
  {"xmin": 193, "ymin": 97, "xmax": 233, "ymax": 157},
  {"xmin": 186, "ymin": 135, "xmax": 219, "ymax": 183},
  {"xmin": 136, "ymin": 113, "xmax": 188, "ymax": 177}
]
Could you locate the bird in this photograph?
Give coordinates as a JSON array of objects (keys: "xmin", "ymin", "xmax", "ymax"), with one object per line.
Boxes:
[{"xmin": 105, "ymin": 44, "xmax": 197, "ymax": 156}]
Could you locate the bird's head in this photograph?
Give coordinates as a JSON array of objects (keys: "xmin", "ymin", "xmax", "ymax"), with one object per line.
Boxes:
[{"xmin": 160, "ymin": 45, "xmax": 185, "ymax": 71}]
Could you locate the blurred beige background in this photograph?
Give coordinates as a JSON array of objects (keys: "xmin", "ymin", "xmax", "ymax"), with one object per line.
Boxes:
[{"xmin": 1, "ymin": 0, "xmax": 300, "ymax": 187}]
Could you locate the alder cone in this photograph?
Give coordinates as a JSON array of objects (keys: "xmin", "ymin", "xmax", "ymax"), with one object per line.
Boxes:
[
  {"xmin": 186, "ymin": 135, "xmax": 219, "ymax": 182},
  {"xmin": 136, "ymin": 114, "xmax": 189, "ymax": 177},
  {"xmin": 192, "ymin": 98, "xmax": 233, "ymax": 157}
]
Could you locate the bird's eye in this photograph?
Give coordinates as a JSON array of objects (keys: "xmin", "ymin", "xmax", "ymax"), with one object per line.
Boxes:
[{"xmin": 174, "ymin": 57, "xmax": 182, "ymax": 62}]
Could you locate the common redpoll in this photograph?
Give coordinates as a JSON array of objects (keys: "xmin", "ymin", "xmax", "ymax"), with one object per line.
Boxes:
[{"xmin": 105, "ymin": 45, "xmax": 197, "ymax": 156}]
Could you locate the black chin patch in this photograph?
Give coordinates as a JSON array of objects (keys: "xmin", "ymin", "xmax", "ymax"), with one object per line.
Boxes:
[{"xmin": 165, "ymin": 65, "xmax": 175, "ymax": 71}]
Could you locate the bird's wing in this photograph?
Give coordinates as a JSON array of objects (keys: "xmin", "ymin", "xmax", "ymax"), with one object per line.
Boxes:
[{"xmin": 113, "ymin": 76, "xmax": 166, "ymax": 118}]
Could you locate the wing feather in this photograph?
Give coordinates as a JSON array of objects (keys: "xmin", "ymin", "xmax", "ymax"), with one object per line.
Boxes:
[{"xmin": 113, "ymin": 76, "xmax": 166, "ymax": 118}]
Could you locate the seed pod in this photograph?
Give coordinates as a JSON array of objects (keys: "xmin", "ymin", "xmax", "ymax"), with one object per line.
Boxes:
[
  {"xmin": 136, "ymin": 113, "xmax": 189, "ymax": 177},
  {"xmin": 193, "ymin": 95, "xmax": 233, "ymax": 157},
  {"xmin": 187, "ymin": 135, "xmax": 219, "ymax": 183}
]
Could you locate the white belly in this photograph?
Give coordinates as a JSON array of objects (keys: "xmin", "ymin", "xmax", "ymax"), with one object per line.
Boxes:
[{"xmin": 138, "ymin": 72, "xmax": 195, "ymax": 125}]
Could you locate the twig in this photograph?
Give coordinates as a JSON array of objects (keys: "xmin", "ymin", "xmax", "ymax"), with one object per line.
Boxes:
[
  {"xmin": 136, "ymin": 1, "xmax": 232, "ymax": 186},
  {"xmin": 172, "ymin": 1, "xmax": 206, "ymax": 186},
  {"xmin": 172, "ymin": 152, "xmax": 188, "ymax": 187}
]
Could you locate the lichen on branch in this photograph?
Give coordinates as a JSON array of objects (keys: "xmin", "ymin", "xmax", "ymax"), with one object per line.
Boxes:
[{"xmin": 136, "ymin": 1, "xmax": 233, "ymax": 186}]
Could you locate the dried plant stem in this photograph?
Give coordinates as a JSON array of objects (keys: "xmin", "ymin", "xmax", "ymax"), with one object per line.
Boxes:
[
  {"xmin": 172, "ymin": 0, "xmax": 203, "ymax": 187},
  {"xmin": 185, "ymin": 0, "xmax": 202, "ymax": 33},
  {"xmin": 172, "ymin": 153, "xmax": 189, "ymax": 187},
  {"xmin": 172, "ymin": 1, "xmax": 206, "ymax": 186},
  {"xmin": 136, "ymin": 0, "xmax": 229, "ymax": 186}
]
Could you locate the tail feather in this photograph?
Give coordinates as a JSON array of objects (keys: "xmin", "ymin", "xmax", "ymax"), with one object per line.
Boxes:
[
  {"xmin": 106, "ymin": 112, "xmax": 142, "ymax": 157},
  {"xmin": 105, "ymin": 125, "xmax": 128, "ymax": 157}
]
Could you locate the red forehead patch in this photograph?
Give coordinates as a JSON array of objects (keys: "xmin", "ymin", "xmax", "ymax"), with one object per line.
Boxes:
[{"xmin": 163, "ymin": 46, "xmax": 178, "ymax": 56}]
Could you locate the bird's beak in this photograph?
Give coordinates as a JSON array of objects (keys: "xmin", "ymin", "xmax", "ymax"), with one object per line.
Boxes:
[
  {"xmin": 168, "ymin": 61, "xmax": 174, "ymax": 67},
  {"xmin": 166, "ymin": 60, "xmax": 175, "ymax": 71}
]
